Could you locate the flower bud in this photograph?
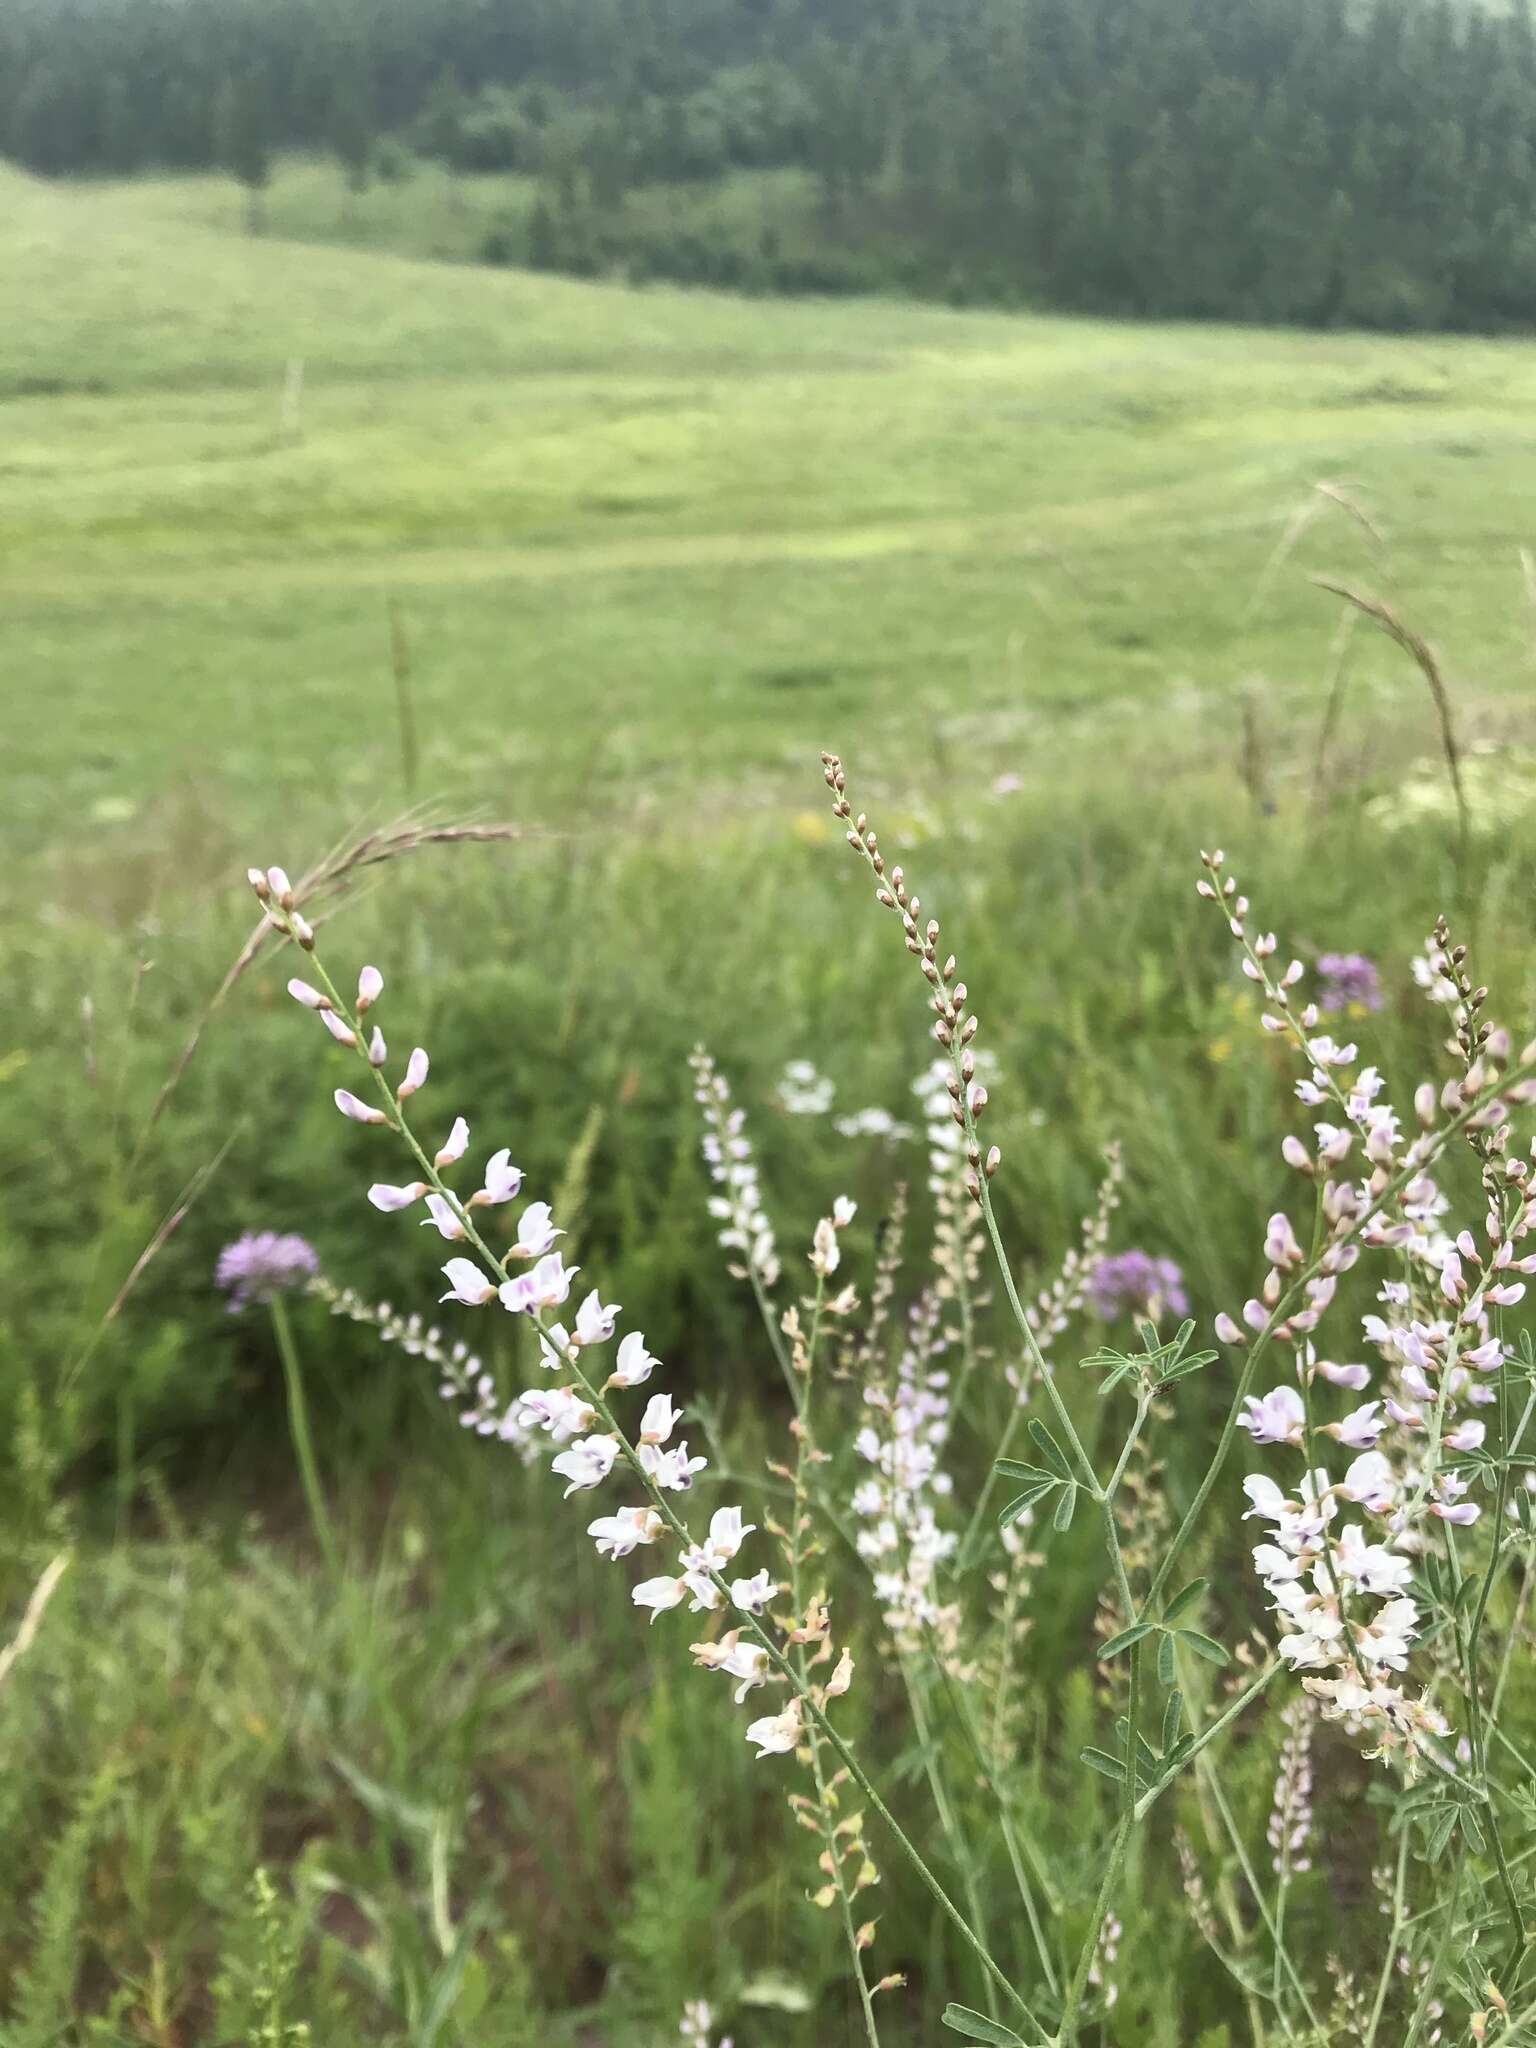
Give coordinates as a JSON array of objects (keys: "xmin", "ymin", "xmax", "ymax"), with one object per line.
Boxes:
[
  {"xmin": 398, "ymin": 1046, "xmax": 430, "ymax": 1099},
  {"xmin": 356, "ymin": 965, "xmax": 383, "ymax": 1013},
  {"xmin": 287, "ymin": 977, "xmax": 329, "ymax": 1011},
  {"xmin": 984, "ymin": 1145, "xmax": 1001, "ymax": 1177},
  {"xmin": 367, "ymin": 1026, "xmax": 387, "ymax": 1067},
  {"xmin": 266, "ymin": 867, "xmax": 294, "ymax": 907},
  {"xmin": 290, "ymin": 913, "xmax": 315, "ymax": 950},
  {"xmin": 248, "ymin": 867, "xmax": 271, "ymax": 901},
  {"xmin": 321, "ymin": 1009, "xmax": 358, "ymax": 1048}
]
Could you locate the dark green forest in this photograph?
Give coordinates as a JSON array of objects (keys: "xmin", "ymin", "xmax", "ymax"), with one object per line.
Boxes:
[{"xmin": 8, "ymin": 0, "xmax": 1536, "ymax": 329}]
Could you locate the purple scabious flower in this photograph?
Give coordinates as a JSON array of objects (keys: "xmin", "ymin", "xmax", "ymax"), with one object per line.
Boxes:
[
  {"xmin": 216, "ymin": 1231, "xmax": 320, "ymax": 1311},
  {"xmin": 1087, "ymin": 1249, "xmax": 1189, "ymax": 1322},
  {"xmin": 1315, "ymin": 952, "xmax": 1382, "ymax": 1015}
]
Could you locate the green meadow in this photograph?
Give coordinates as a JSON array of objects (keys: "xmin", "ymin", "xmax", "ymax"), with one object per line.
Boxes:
[
  {"xmin": 7, "ymin": 160, "xmax": 1536, "ymax": 2045},
  {"xmin": 8, "ymin": 160, "xmax": 1536, "ymax": 875}
]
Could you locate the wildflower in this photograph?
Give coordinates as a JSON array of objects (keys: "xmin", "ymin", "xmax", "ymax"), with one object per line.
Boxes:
[
  {"xmin": 692, "ymin": 1048, "xmax": 781, "ymax": 1288},
  {"xmin": 777, "ymin": 1059, "xmax": 834, "ymax": 1115},
  {"xmin": 607, "ymin": 1330, "xmax": 658, "ymax": 1388},
  {"xmin": 440, "ymin": 1257, "xmax": 496, "ymax": 1306},
  {"xmin": 287, "ymin": 978, "xmax": 328, "ymax": 1010},
  {"xmin": 730, "ymin": 1568, "xmax": 777, "ymax": 1612},
  {"xmin": 398, "ymin": 1047, "xmax": 429, "ymax": 1098},
  {"xmin": 215, "ymin": 1232, "xmax": 320, "ymax": 1310},
  {"xmin": 644, "ymin": 1442, "xmax": 708, "ymax": 1491},
  {"xmin": 1316, "ymin": 952, "xmax": 1383, "ymax": 1016},
  {"xmin": 356, "ymin": 965, "xmax": 383, "ymax": 1012},
  {"xmin": 514, "ymin": 1387, "xmax": 597, "ymax": 1438},
  {"xmin": 1267, "ymin": 1701, "xmax": 1315, "ymax": 1878},
  {"xmin": 435, "ymin": 1116, "xmax": 469, "ymax": 1166},
  {"xmin": 499, "ymin": 1252, "xmax": 578, "ymax": 1314},
  {"xmin": 1086, "ymin": 1248, "xmax": 1189, "ymax": 1321},
  {"xmin": 632, "ymin": 1574, "xmax": 688, "ymax": 1621},
  {"xmin": 833, "ymin": 1106, "xmax": 914, "ymax": 1141},
  {"xmin": 1240, "ymin": 1386, "xmax": 1305, "ymax": 1445},
  {"xmin": 745, "ymin": 1697, "xmax": 804, "ymax": 1758},
  {"xmin": 589, "ymin": 1506, "xmax": 664, "ymax": 1557},
  {"xmin": 550, "ymin": 1434, "xmax": 621, "ymax": 1497},
  {"xmin": 420, "ymin": 1192, "xmax": 465, "ymax": 1240},
  {"xmin": 474, "ymin": 1148, "xmax": 523, "ymax": 1206},
  {"xmin": 366, "ymin": 1027, "xmax": 387, "ymax": 1066},
  {"xmin": 334, "ymin": 1088, "xmax": 387, "ymax": 1125},
  {"xmin": 510, "ymin": 1201, "xmax": 561, "ymax": 1258},
  {"xmin": 691, "ymin": 1630, "xmax": 770, "ymax": 1703},
  {"xmin": 368, "ymin": 1180, "xmax": 426, "ymax": 1212},
  {"xmin": 572, "ymin": 1290, "xmax": 619, "ymax": 1346},
  {"xmin": 682, "ymin": 1506, "xmax": 755, "ymax": 1571}
]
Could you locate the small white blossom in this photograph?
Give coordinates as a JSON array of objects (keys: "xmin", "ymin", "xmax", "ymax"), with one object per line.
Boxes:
[
  {"xmin": 439, "ymin": 1258, "xmax": 496, "ymax": 1306},
  {"xmin": 550, "ymin": 1434, "xmax": 620, "ymax": 1497}
]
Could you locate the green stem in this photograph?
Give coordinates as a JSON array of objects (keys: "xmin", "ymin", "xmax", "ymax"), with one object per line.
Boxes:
[
  {"xmin": 1362, "ymin": 1827, "xmax": 1410, "ymax": 2048},
  {"xmin": 793, "ymin": 1276, "xmax": 883, "ymax": 2048},
  {"xmin": 1055, "ymin": 1812, "xmax": 1131, "ymax": 2047},
  {"xmin": 269, "ymin": 1295, "xmax": 341, "ymax": 1579}
]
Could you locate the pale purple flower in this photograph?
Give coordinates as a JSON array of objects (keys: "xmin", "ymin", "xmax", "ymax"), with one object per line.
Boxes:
[
  {"xmin": 1087, "ymin": 1249, "xmax": 1189, "ymax": 1321},
  {"xmin": 215, "ymin": 1231, "xmax": 319, "ymax": 1311},
  {"xmin": 1316, "ymin": 952, "xmax": 1382, "ymax": 1015}
]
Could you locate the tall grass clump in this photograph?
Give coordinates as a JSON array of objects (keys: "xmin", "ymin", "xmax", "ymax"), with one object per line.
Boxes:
[{"xmin": 228, "ymin": 738, "xmax": 1536, "ymax": 2047}]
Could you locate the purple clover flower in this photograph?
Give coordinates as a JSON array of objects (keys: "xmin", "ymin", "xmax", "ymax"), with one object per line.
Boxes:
[
  {"xmin": 1087, "ymin": 1249, "xmax": 1189, "ymax": 1322},
  {"xmin": 1315, "ymin": 951, "xmax": 1382, "ymax": 1016},
  {"xmin": 215, "ymin": 1231, "xmax": 320, "ymax": 1311}
]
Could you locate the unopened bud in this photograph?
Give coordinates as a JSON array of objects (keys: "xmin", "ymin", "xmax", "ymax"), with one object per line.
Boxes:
[
  {"xmin": 290, "ymin": 914, "xmax": 315, "ymax": 950},
  {"xmin": 984, "ymin": 1145, "xmax": 1001, "ymax": 1178},
  {"xmin": 248, "ymin": 867, "xmax": 271, "ymax": 901}
]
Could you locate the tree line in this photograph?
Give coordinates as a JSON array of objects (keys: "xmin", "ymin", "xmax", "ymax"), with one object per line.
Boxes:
[{"xmin": 6, "ymin": 0, "xmax": 1536, "ymax": 330}]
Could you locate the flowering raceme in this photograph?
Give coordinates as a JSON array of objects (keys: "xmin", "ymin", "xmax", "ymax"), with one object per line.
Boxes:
[
  {"xmin": 252, "ymin": 870, "xmax": 871, "ymax": 1797},
  {"xmin": 1202, "ymin": 854, "xmax": 1536, "ymax": 1761}
]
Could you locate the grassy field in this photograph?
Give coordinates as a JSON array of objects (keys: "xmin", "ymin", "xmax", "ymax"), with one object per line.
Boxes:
[
  {"xmin": 8, "ymin": 160, "xmax": 1536, "ymax": 2045},
  {"xmin": 9, "ymin": 160, "xmax": 1536, "ymax": 882}
]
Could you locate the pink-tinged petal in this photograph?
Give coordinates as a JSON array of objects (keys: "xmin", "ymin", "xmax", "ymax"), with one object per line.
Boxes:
[
  {"xmin": 356, "ymin": 965, "xmax": 383, "ymax": 1013},
  {"xmin": 439, "ymin": 1258, "xmax": 495, "ymax": 1305},
  {"xmin": 367, "ymin": 1027, "xmax": 387, "ymax": 1066},
  {"xmin": 287, "ymin": 978, "xmax": 328, "ymax": 1010},
  {"xmin": 367, "ymin": 1181, "xmax": 426, "ymax": 1213},
  {"xmin": 321, "ymin": 1009, "xmax": 357, "ymax": 1047},
  {"xmin": 398, "ymin": 1047, "xmax": 430, "ymax": 1099},
  {"xmin": 434, "ymin": 1116, "xmax": 469, "ymax": 1167},
  {"xmin": 334, "ymin": 1088, "xmax": 386, "ymax": 1125},
  {"xmin": 266, "ymin": 866, "xmax": 293, "ymax": 902}
]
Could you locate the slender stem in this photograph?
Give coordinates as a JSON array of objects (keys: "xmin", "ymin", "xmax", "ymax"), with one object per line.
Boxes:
[
  {"xmin": 793, "ymin": 1277, "xmax": 882, "ymax": 2048},
  {"xmin": 1403, "ymin": 1847, "xmax": 1466, "ymax": 2048},
  {"xmin": 901, "ymin": 1653, "xmax": 998, "ymax": 2022},
  {"xmin": 1363, "ymin": 1827, "xmax": 1410, "ymax": 2048},
  {"xmin": 1203, "ymin": 1762, "xmax": 1322, "ymax": 2036},
  {"xmin": 1132, "ymin": 1659, "xmax": 1280, "ymax": 1821},
  {"xmin": 269, "ymin": 1295, "xmax": 341, "ymax": 1579},
  {"xmin": 1055, "ymin": 1812, "xmax": 1131, "ymax": 2047}
]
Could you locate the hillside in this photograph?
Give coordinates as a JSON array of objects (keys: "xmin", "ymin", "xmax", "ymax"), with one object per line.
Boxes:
[{"xmin": 7, "ymin": 163, "xmax": 1536, "ymax": 882}]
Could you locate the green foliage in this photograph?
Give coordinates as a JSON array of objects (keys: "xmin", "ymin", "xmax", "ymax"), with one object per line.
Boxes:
[{"xmin": 12, "ymin": 0, "xmax": 1536, "ymax": 327}]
